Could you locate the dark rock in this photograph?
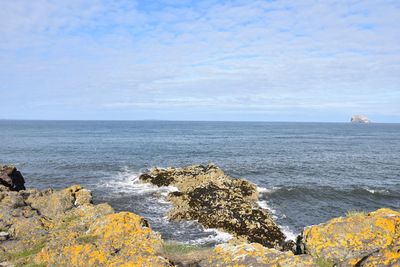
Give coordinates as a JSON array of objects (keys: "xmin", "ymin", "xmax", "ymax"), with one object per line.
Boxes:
[
  {"xmin": 140, "ymin": 164, "xmax": 286, "ymax": 248},
  {"xmin": 0, "ymin": 165, "xmax": 25, "ymax": 191}
]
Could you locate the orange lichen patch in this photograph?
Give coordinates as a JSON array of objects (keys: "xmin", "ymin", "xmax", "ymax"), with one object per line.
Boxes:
[
  {"xmin": 360, "ymin": 245, "xmax": 400, "ymax": 266},
  {"xmin": 303, "ymin": 208, "xmax": 400, "ymax": 262},
  {"xmin": 35, "ymin": 212, "xmax": 169, "ymax": 266},
  {"xmin": 205, "ymin": 243, "xmax": 316, "ymax": 266},
  {"xmin": 37, "ymin": 244, "xmax": 106, "ymax": 266},
  {"xmin": 88, "ymin": 212, "xmax": 163, "ymax": 257}
]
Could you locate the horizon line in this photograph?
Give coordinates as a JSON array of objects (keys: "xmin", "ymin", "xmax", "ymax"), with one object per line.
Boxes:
[{"xmin": 1, "ymin": 118, "xmax": 397, "ymax": 124}]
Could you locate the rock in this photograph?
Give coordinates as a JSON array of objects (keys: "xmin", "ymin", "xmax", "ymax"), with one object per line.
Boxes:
[
  {"xmin": 302, "ymin": 208, "xmax": 400, "ymax": 265},
  {"xmin": 351, "ymin": 115, "xmax": 371, "ymax": 123},
  {"xmin": 0, "ymin": 232, "xmax": 9, "ymax": 241},
  {"xmin": 37, "ymin": 212, "xmax": 169, "ymax": 266},
  {"xmin": 140, "ymin": 164, "xmax": 286, "ymax": 248},
  {"xmin": 353, "ymin": 244, "xmax": 400, "ymax": 266},
  {"xmin": 200, "ymin": 242, "xmax": 316, "ymax": 267},
  {"xmin": 0, "ymin": 183, "xmax": 170, "ymax": 266},
  {"xmin": 0, "ymin": 165, "xmax": 25, "ymax": 191}
]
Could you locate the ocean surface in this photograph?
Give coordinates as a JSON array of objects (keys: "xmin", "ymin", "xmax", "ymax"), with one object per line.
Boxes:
[{"xmin": 1, "ymin": 120, "xmax": 399, "ymax": 244}]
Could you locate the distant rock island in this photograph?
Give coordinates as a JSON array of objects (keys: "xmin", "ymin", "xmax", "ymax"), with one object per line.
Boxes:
[{"xmin": 351, "ymin": 115, "xmax": 371, "ymax": 123}]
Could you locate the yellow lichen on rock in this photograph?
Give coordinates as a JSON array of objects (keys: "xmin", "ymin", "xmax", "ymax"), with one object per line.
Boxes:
[
  {"xmin": 203, "ymin": 243, "xmax": 316, "ymax": 267},
  {"xmin": 35, "ymin": 207, "xmax": 169, "ymax": 266},
  {"xmin": 303, "ymin": 208, "xmax": 400, "ymax": 263},
  {"xmin": 0, "ymin": 183, "xmax": 170, "ymax": 266}
]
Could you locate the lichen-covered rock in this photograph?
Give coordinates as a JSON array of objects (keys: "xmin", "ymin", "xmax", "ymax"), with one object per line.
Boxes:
[
  {"xmin": 140, "ymin": 164, "xmax": 286, "ymax": 248},
  {"xmin": 0, "ymin": 184, "xmax": 169, "ymax": 266},
  {"xmin": 302, "ymin": 208, "xmax": 400, "ymax": 265},
  {"xmin": 200, "ymin": 243, "xmax": 316, "ymax": 267},
  {"xmin": 355, "ymin": 244, "xmax": 400, "ymax": 266},
  {"xmin": 37, "ymin": 212, "xmax": 169, "ymax": 266}
]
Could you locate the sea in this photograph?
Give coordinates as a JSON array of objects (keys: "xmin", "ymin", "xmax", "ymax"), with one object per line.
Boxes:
[{"xmin": 1, "ymin": 120, "xmax": 399, "ymax": 244}]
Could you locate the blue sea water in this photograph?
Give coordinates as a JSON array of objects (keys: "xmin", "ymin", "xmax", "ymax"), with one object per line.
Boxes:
[{"xmin": 1, "ymin": 120, "xmax": 399, "ymax": 243}]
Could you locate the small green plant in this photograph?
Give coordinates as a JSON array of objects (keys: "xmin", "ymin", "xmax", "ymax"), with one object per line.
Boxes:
[
  {"xmin": 4, "ymin": 240, "xmax": 47, "ymax": 266},
  {"xmin": 77, "ymin": 234, "xmax": 98, "ymax": 244},
  {"xmin": 160, "ymin": 241, "xmax": 212, "ymax": 264},
  {"xmin": 58, "ymin": 214, "xmax": 81, "ymax": 229},
  {"xmin": 316, "ymin": 257, "xmax": 335, "ymax": 267},
  {"xmin": 163, "ymin": 241, "xmax": 208, "ymax": 254},
  {"xmin": 346, "ymin": 210, "xmax": 366, "ymax": 217},
  {"xmin": 17, "ymin": 263, "xmax": 47, "ymax": 267},
  {"xmin": 14, "ymin": 241, "xmax": 46, "ymax": 259}
]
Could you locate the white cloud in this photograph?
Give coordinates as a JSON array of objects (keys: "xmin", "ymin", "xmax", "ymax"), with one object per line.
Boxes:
[{"xmin": 0, "ymin": 0, "xmax": 399, "ymax": 120}]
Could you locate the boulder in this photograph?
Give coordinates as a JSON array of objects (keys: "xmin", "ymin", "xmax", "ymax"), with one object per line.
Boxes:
[
  {"xmin": 0, "ymin": 165, "xmax": 25, "ymax": 191},
  {"xmin": 301, "ymin": 208, "xmax": 400, "ymax": 265},
  {"xmin": 140, "ymin": 164, "xmax": 286, "ymax": 248}
]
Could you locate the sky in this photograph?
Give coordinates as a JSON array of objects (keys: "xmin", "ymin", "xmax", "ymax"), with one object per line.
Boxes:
[{"xmin": 1, "ymin": 0, "xmax": 399, "ymax": 122}]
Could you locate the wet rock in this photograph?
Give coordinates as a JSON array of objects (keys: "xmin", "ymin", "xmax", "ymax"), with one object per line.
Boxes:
[
  {"xmin": 0, "ymin": 165, "xmax": 25, "ymax": 191},
  {"xmin": 200, "ymin": 242, "xmax": 316, "ymax": 267},
  {"xmin": 140, "ymin": 164, "xmax": 285, "ymax": 248},
  {"xmin": 302, "ymin": 208, "xmax": 400, "ymax": 265}
]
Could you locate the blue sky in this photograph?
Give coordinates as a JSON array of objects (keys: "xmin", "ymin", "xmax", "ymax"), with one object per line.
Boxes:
[{"xmin": 1, "ymin": 0, "xmax": 399, "ymax": 122}]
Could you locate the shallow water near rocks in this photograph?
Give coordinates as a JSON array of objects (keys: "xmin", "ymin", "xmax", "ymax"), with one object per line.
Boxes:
[{"xmin": 1, "ymin": 121, "xmax": 399, "ymax": 244}]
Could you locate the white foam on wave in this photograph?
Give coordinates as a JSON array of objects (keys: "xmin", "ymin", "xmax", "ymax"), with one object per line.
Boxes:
[
  {"xmin": 362, "ymin": 187, "xmax": 389, "ymax": 194},
  {"xmin": 281, "ymin": 226, "xmax": 298, "ymax": 241},
  {"xmin": 257, "ymin": 186, "xmax": 298, "ymax": 241},
  {"xmin": 101, "ymin": 167, "xmax": 178, "ymax": 196},
  {"xmin": 188, "ymin": 228, "xmax": 233, "ymax": 245},
  {"xmin": 257, "ymin": 186, "xmax": 281, "ymax": 194}
]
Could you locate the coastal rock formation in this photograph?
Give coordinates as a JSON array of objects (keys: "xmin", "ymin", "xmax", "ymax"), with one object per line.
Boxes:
[
  {"xmin": 301, "ymin": 208, "xmax": 400, "ymax": 266},
  {"xmin": 351, "ymin": 114, "xmax": 371, "ymax": 123},
  {"xmin": 1, "ymin": 166, "xmax": 399, "ymax": 266},
  {"xmin": 201, "ymin": 243, "xmax": 316, "ymax": 267},
  {"xmin": 0, "ymin": 184, "xmax": 169, "ymax": 266},
  {"xmin": 140, "ymin": 164, "xmax": 286, "ymax": 249},
  {"xmin": 0, "ymin": 165, "xmax": 25, "ymax": 191}
]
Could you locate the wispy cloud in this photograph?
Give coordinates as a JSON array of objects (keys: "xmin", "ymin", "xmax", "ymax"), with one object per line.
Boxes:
[{"xmin": 0, "ymin": 0, "xmax": 399, "ymax": 121}]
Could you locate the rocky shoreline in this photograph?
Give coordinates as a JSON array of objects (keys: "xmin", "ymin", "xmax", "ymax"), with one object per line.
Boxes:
[{"xmin": 0, "ymin": 165, "xmax": 399, "ymax": 266}]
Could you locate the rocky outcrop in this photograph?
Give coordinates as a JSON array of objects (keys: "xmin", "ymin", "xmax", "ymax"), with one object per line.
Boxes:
[
  {"xmin": 300, "ymin": 208, "xmax": 400, "ymax": 266},
  {"xmin": 1, "ymin": 166, "xmax": 399, "ymax": 266},
  {"xmin": 201, "ymin": 243, "xmax": 316, "ymax": 267},
  {"xmin": 0, "ymin": 184, "xmax": 170, "ymax": 266},
  {"xmin": 0, "ymin": 165, "xmax": 25, "ymax": 191},
  {"xmin": 139, "ymin": 164, "xmax": 286, "ymax": 249},
  {"xmin": 351, "ymin": 115, "xmax": 371, "ymax": 123}
]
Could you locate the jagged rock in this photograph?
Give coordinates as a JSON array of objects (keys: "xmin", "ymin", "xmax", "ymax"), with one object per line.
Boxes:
[
  {"xmin": 0, "ymin": 184, "xmax": 170, "ymax": 266},
  {"xmin": 0, "ymin": 165, "xmax": 25, "ymax": 191},
  {"xmin": 140, "ymin": 164, "xmax": 286, "ymax": 248},
  {"xmin": 302, "ymin": 208, "xmax": 400, "ymax": 265},
  {"xmin": 200, "ymin": 243, "xmax": 316, "ymax": 267},
  {"xmin": 351, "ymin": 115, "xmax": 371, "ymax": 123}
]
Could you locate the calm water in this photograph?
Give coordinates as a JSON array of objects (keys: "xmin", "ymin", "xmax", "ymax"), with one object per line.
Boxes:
[{"xmin": 1, "ymin": 121, "xmax": 399, "ymax": 243}]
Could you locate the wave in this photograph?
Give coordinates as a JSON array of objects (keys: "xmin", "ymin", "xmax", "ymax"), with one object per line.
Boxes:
[
  {"xmin": 187, "ymin": 228, "xmax": 233, "ymax": 245},
  {"xmin": 257, "ymin": 186, "xmax": 298, "ymax": 241},
  {"xmin": 99, "ymin": 166, "xmax": 178, "ymax": 195}
]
